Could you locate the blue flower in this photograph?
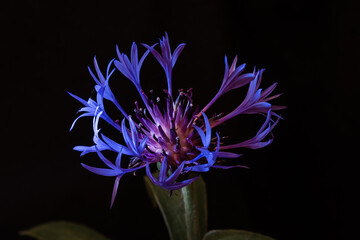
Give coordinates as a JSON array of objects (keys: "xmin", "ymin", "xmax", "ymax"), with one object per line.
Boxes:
[{"xmin": 70, "ymin": 33, "xmax": 285, "ymax": 206}]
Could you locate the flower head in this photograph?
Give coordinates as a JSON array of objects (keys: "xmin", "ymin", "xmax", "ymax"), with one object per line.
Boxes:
[{"xmin": 69, "ymin": 33, "xmax": 285, "ymax": 206}]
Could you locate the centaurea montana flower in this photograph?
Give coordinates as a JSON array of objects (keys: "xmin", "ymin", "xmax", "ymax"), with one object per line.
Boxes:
[{"xmin": 69, "ymin": 33, "xmax": 285, "ymax": 207}]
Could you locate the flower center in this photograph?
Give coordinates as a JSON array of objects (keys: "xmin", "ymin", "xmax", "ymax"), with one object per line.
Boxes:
[{"xmin": 134, "ymin": 89, "xmax": 200, "ymax": 169}]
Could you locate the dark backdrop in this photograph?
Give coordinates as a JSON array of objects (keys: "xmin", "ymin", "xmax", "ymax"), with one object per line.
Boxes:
[{"xmin": 2, "ymin": 0, "xmax": 358, "ymax": 239}]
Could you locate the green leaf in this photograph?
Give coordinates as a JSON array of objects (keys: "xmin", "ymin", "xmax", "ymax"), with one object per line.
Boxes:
[
  {"xmin": 203, "ymin": 229, "xmax": 275, "ymax": 240},
  {"xmin": 144, "ymin": 176, "xmax": 207, "ymax": 240},
  {"xmin": 20, "ymin": 221, "xmax": 110, "ymax": 240}
]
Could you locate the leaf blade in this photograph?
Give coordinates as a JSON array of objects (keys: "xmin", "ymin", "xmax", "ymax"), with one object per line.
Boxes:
[
  {"xmin": 20, "ymin": 221, "xmax": 110, "ymax": 240},
  {"xmin": 203, "ymin": 229, "xmax": 275, "ymax": 240}
]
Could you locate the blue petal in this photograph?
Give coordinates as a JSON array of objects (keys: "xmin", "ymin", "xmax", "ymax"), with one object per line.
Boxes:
[
  {"xmin": 81, "ymin": 163, "xmax": 122, "ymax": 177},
  {"xmin": 110, "ymin": 175, "xmax": 122, "ymax": 209},
  {"xmin": 93, "ymin": 56, "xmax": 106, "ymax": 84},
  {"xmin": 229, "ymin": 56, "xmax": 239, "ymax": 73},
  {"xmin": 142, "ymin": 43, "xmax": 165, "ymax": 69},
  {"xmin": 159, "ymin": 157, "xmax": 168, "ymax": 183},
  {"xmin": 106, "ymin": 59, "xmax": 116, "ymax": 78},
  {"xmin": 95, "ymin": 147, "xmax": 117, "ymax": 169},
  {"xmin": 171, "ymin": 43, "xmax": 185, "ymax": 67},
  {"xmin": 211, "ymin": 165, "xmax": 249, "ymax": 169},
  {"xmin": 250, "ymin": 102, "xmax": 271, "ymax": 111},
  {"xmin": 166, "ymin": 161, "xmax": 185, "ymax": 183},
  {"xmin": 200, "ymin": 149, "xmax": 215, "ymax": 166},
  {"xmin": 202, "ymin": 112, "xmax": 211, "ymax": 148},
  {"xmin": 139, "ymin": 43, "xmax": 156, "ymax": 69},
  {"xmin": 244, "ymin": 73, "xmax": 259, "ymax": 103},
  {"xmin": 258, "ymin": 109, "xmax": 272, "ymax": 133},
  {"xmin": 121, "ymin": 54, "xmax": 136, "ymax": 81},
  {"xmin": 186, "ymin": 153, "xmax": 205, "ymax": 164},
  {"xmin": 69, "ymin": 112, "xmax": 93, "ymax": 131},
  {"xmin": 223, "ymin": 55, "xmax": 229, "ymax": 81},
  {"xmin": 68, "ymin": 92, "xmax": 88, "ymax": 106},
  {"xmin": 227, "ymin": 73, "xmax": 254, "ymax": 91},
  {"xmin": 247, "ymin": 139, "xmax": 272, "ymax": 149},
  {"xmin": 115, "ymin": 149, "xmax": 123, "ymax": 168},
  {"xmin": 255, "ymin": 124, "xmax": 271, "ymax": 142},
  {"xmin": 193, "ymin": 125, "xmax": 206, "ymax": 147},
  {"xmin": 114, "ymin": 60, "xmax": 132, "ymax": 81},
  {"xmin": 164, "ymin": 177, "xmax": 200, "ymax": 190},
  {"xmin": 138, "ymin": 136, "xmax": 148, "ymax": 153},
  {"xmin": 88, "ymin": 66, "xmax": 101, "ymax": 85},
  {"xmin": 73, "ymin": 145, "xmax": 97, "ymax": 156},
  {"xmin": 146, "ymin": 162, "xmax": 160, "ymax": 186},
  {"xmin": 216, "ymin": 151, "xmax": 243, "ymax": 158},
  {"xmin": 101, "ymin": 134, "xmax": 133, "ymax": 155},
  {"xmin": 185, "ymin": 164, "xmax": 210, "ymax": 173},
  {"xmin": 121, "ymin": 118, "xmax": 138, "ymax": 155},
  {"xmin": 131, "ymin": 42, "xmax": 139, "ymax": 70},
  {"xmin": 128, "ymin": 117, "xmax": 139, "ymax": 148}
]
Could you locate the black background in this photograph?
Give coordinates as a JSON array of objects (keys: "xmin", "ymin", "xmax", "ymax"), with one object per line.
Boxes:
[{"xmin": 2, "ymin": 0, "xmax": 359, "ymax": 239}]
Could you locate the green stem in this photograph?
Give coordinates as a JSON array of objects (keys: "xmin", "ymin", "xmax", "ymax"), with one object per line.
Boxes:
[{"xmin": 144, "ymin": 176, "xmax": 207, "ymax": 240}]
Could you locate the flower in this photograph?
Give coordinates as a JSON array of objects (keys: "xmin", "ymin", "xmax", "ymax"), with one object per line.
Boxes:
[{"xmin": 69, "ymin": 33, "xmax": 285, "ymax": 206}]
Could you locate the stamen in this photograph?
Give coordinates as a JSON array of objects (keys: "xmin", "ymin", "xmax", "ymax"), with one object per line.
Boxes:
[
  {"xmin": 162, "ymin": 149, "xmax": 168, "ymax": 156},
  {"xmin": 181, "ymin": 90, "xmax": 193, "ymax": 103},
  {"xmin": 146, "ymin": 145, "xmax": 155, "ymax": 153},
  {"xmin": 157, "ymin": 137, "xmax": 168, "ymax": 148},
  {"xmin": 142, "ymin": 108, "xmax": 149, "ymax": 118},
  {"xmin": 187, "ymin": 88, "xmax": 193, "ymax": 97},
  {"xmin": 187, "ymin": 137, "xmax": 195, "ymax": 147},
  {"xmin": 175, "ymin": 136, "xmax": 181, "ymax": 151},
  {"xmin": 174, "ymin": 91, "xmax": 182, "ymax": 110},
  {"xmin": 167, "ymin": 96, "xmax": 174, "ymax": 119},
  {"xmin": 137, "ymin": 123, "xmax": 145, "ymax": 134},
  {"xmin": 170, "ymin": 128, "xmax": 177, "ymax": 144},
  {"xmin": 135, "ymin": 111, "xmax": 144, "ymax": 119},
  {"xmin": 153, "ymin": 134, "xmax": 158, "ymax": 142},
  {"xmin": 140, "ymin": 89, "xmax": 148, "ymax": 100},
  {"xmin": 163, "ymin": 89, "xmax": 173, "ymax": 103},
  {"xmin": 158, "ymin": 125, "xmax": 170, "ymax": 142},
  {"xmin": 129, "ymin": 157, "xmax": 140, "ymax": 168},
  {"xmin": 215, "ymin": 113, "xmax": 224, "ymax": 119}
]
